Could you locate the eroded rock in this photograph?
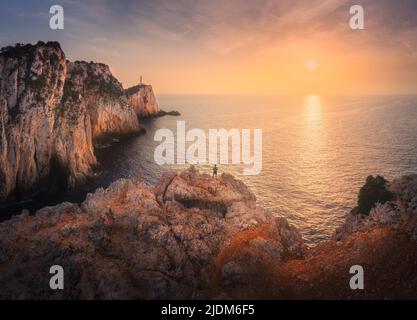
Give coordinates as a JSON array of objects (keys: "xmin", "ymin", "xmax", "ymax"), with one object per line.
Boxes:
[{"xmin": 0, "ymin": 167, "xmax": 304, "ymax": 299}]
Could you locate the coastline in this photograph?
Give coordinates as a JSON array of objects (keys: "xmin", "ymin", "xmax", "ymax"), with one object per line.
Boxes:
[
  {"xmin": 1, "ymin": 0, "xmax": 417, "ymax": 304},
  {"xmin": 0, "ymin": 166, "xmax": 416, "ymax": 299}
]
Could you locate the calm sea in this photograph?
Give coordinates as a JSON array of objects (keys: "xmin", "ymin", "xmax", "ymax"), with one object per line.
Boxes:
[{"xmin": 3, "ymin": 95, "xmax": 417, "ymax": 244}]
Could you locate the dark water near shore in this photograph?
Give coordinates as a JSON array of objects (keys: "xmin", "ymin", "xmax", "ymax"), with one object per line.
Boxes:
[{"xmin": 2, "ymin": 95, "xmax": 417, "ymax": 244}]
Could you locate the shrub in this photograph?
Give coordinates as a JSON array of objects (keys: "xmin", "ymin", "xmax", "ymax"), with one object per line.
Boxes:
[{"xmin": 354, "ymin": 175, "xmax": 394, "ymax": 215}]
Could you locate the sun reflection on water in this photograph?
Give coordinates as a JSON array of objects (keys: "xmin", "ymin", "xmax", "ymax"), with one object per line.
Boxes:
[
  {"xmin": 304, "ymin": 95, "xmax": 322, "ymax": 125},
  {"xmin": 303, "ymin": 95, "xmax": 323, "ymax": 148}
]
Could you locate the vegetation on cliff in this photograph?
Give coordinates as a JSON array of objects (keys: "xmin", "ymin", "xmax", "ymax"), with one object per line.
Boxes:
[{"xmin": 353, "ymin": 175, "xmax": 394, "ymax": 215}]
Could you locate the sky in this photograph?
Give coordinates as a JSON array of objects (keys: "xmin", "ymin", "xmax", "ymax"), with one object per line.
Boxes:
[{"xmin": 1, "ymin": 0, "xmax": 417, "ymax": 95}]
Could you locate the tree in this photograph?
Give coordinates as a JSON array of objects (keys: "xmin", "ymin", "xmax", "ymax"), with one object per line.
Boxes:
[{"xmin": 355, "ymin": 175, "xmax": 394, "ymax": 215}]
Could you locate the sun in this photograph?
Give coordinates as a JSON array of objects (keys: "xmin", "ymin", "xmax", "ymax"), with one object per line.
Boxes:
[{"xmin": 305, "ymin": 59, "xmax": 318, "ymax": 71}]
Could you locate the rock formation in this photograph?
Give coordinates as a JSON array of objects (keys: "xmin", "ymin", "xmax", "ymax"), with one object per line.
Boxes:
[
  {"xmin": 334, "ymin": 175, "xmax": 417, "ymax": 241},
  {"xmin": 0, "ymin": 42, "xmax": 142, "ymax": 202},
  {"xmin": 125, "ymin": 84, "xmax": 159, "ymax": 117},
  {"xmin": 152, "ymin": 109, "xmax": 181, "ymax": 117},
  {"xmin": 0, "ymin": 167, "xmax": 416, "ymax": 299},
  {"xmin": 66, "ymin": 61, "xmax": 140, "ymax": 140},
  {"xmin": 0, "ymin": 167, "xmax": 417, "ymax": 299},
  {"xmin": 0, "ymin": 42, "xmax": 70, "ymax": 202},
  {"xmin": 0, "ymin": 166, "xmax": 304, "ymax": 299}
]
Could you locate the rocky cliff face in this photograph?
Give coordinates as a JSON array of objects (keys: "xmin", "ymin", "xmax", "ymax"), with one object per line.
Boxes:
[
  {"xmin": 67, "ymin": 61, "xmax": 140, "ymax": 140},
  {"xmin": 1, "ymin": 167, "xmax": 417, "ymax": 299},
  {"xmin": 0, "ymin": 167, "xmax": 304, "ymax": 299},
  {"xmin": 0, "ymin": 42, "xmax": 68, "ymax": 202},
  {"xmin": 126, "ymin": 84, "xmax": 159, "ymax": 117},
  {"xmin": 0, "ymin": 42, "xmax": 142, "ymax": 202}
]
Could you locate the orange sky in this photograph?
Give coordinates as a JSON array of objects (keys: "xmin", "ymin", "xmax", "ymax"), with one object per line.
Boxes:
[
  {"xmin": 3, "ymin": 0, "xmax": 417, "ymax": 95},
  {"xmin": 107, "ymin": 28, "xmax": 417, "ymax": 95}
]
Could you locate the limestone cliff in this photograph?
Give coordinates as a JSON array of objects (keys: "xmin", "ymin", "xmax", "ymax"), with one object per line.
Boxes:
[
  {"xmin": 125, "ymin": 84, "xmax": 159, "ymax": 117},
  {"xmin": 67, "ymin": 61, "xmax": 140, "ymax": 140},
  {"xmin": 0, "ymin": 42, "xmax": 69, "ymax": 202},
  {"xmin": 0, "ymin": 42, "xmax": 142, "ymax": 202}
]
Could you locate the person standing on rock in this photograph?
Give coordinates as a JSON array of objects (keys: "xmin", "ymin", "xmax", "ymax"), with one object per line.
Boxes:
[{"xmin": 212, "ymin": 164, "xmax": 218, "ymax": 178}]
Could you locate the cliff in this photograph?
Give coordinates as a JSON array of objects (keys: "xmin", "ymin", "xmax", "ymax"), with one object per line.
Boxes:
[
  {"xmin": 0, "ymin": 167, "xmax": 416, "ymax": 299},
  {"xmin": 0, "ymin": 42, "xmax": 71, "ymax": 202},
  {"xmin": 67, "ymin": 61, "xmax": 140, "ymax": 140},
  {"xmin": 125, "ymin": 84, "xmax": 159, "ymax": 117},
  {"xmin": 0, "ymin": 42, "xmax": 142, "ymax": 202}
]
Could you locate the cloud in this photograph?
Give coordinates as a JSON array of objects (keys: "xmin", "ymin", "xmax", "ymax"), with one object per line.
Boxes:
[{"xmin": 2, "ymin": 0, "xmax": 417, "ymax": 93}]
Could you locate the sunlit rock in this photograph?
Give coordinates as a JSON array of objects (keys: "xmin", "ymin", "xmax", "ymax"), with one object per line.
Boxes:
[
  {"xmin": 0, "ymin": 167, "xmax": 304, "ymax": 299},
  {"xmin": 0, "ymin": 42, "xmax": 143, "ymax": 202}
]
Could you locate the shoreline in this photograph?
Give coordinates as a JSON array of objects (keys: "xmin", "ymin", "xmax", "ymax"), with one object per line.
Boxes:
[
  {"xmin": 0, "ymin": 127, "xmax": 149, "ymax": 221},
  {"xmin": 0, "ymin": 110, "xmax": 178, "ymax": 221},
  {"xmin": 0, "ymin": 167, "xmax": 416, "ymax": 299}
]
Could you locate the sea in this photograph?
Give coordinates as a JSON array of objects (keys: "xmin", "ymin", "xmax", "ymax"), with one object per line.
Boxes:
[{"xmin": 2, "ymin": 95, "xmax": 417, "ymax": 245}]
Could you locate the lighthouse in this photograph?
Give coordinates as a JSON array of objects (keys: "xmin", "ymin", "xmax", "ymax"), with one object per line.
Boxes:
[{"xmin": 139, "ymin": 75, "xmax": 143, "ymax": 85}]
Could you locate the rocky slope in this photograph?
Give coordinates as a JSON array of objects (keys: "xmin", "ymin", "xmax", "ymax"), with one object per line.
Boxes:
[
  {"xmin": 0, "ymin": 167, "xmax": 416, "ymax": 299},
  {"xmin": 209, "ymin": 175, "xmax": 417, "ymax": 299},
  {"xmin": 0, "ymin": 42, "xmax": 142, "ymax": 202},
  {"xmin": 0, "ymin": 166, "xmax": 304, "ymax": 299},
  {"xmin": 125, "ymin": 84, "xmax": 159, "ymax": 117}
]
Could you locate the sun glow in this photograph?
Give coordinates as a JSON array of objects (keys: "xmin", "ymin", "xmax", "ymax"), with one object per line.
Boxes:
[{"xmin": 305, "ymin": 59, "xmax": 318, "ymax": 71}]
